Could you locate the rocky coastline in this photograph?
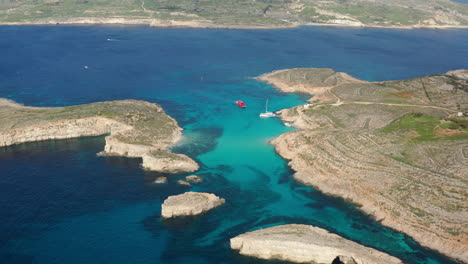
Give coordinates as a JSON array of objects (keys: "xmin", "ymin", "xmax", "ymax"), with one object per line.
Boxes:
[
  {"xmin": 0, "ymin": 17, "xmax": 295, "ymax": 29},
  {"xmin": 230, "ymin": 224, "xmax": 402, "ymax": 264},
  {"xmin": 0, "ymin": 99, "xmax": 198, "ymax": 173},
  {"xmin": 259, "ymin": 69, "xmax": 468, "ymax": 263},
  {"xmin": 2, "ymin": 18, "xmax": 468, "ymax": 30}
]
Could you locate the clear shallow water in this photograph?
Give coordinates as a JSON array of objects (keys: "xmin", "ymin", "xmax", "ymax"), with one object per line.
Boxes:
[{"xmin": 0, "ymin": 26, "xmax": 467, "ymax": 264}]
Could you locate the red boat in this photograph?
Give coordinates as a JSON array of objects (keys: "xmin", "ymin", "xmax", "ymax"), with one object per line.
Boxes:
[{"xmin": 235, "ymin": 100, "xmax": 246, "ymax": 108}]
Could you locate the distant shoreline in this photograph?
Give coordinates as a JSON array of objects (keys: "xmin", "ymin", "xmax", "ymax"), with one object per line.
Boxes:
[{"xmin": 1, "ymin": 18, "xmax": 468, "ymax": 30}]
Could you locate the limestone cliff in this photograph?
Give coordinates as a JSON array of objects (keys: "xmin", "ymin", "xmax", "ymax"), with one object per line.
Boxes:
[
  {"xmin": 0, "ymin": 99, "xmax": 198, "ymax": 173},
  {"xmin": 231, "ymin": 224, "xmax": 402, "ymax": 264},
  {"xmin": 161, "ymin": 192, "xmax": 225, "ymax": 218},
  {"xmin": 259, "ymin": 69, "xmax": 468, "ymax": 263}
]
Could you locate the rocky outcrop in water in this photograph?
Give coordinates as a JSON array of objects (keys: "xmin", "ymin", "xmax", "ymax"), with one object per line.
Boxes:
[
  {"xmin": 186, "ymin": 175, "xmax": 203, "ymax": 183},
  {"xmin": 161, "ymin": 192, "xmax": 225, "ymax": 218},
  {"xmin": 153, "ymin": 177, "xmax": 167, "ymax": 184},
  {"xmin": 230, "ymin": 224, "xmax": 402, "ymax": 264},
  {"xmin": 0, "ymin": 99, "xmax": 198, "ymax": 173}
]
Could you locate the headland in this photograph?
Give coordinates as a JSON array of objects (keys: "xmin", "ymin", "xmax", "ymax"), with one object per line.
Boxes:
[
  {"xmin": 259, "ymin": 68, "xmax": 468, "ymax": 263},
  {"xmin": 0, "ymin": 99, "xmax": 198, "ymax": 173},
  {"xmin": 231, "ymin": 224, "xmax": 403, "ymax": 264}
]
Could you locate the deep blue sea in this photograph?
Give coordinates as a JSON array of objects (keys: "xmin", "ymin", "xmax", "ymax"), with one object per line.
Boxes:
[{"xmin": 0, "ymin": 25, "xmax": 467, "ymax": 264}]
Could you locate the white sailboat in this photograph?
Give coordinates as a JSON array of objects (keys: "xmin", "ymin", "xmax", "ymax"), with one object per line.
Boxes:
[{"xmin": 259, "ymin": 98, "xmax": 276, "ymax": 118}]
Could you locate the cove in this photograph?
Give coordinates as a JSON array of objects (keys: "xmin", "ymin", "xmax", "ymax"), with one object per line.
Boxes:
[{"xmin": 0, "ymin": 25, "xmax": 467, "ymax": 264}]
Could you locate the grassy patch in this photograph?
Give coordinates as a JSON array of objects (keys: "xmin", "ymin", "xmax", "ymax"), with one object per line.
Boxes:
[
  {"xmin": 329, "ymin": 3, "xmax": 429, "ymax": 25},
  {"xmin": 441, "ymin": 117, "xmax": 468, "ymax": 130},
  {"xmin": 382, "ymin": 113, "xmax": 468, "ymax": 141},
  {"xmin": 382, "ymin": 113, "xmax": 438, "ymax": 137}
]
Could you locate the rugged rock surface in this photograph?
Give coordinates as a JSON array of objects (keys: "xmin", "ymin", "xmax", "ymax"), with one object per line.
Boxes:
[
  {"xmin": 161, "ymin": 192, "xmax": 225, "ymax": 218},
  {"xmin": 0, "ymin": 99, "xmax": 198, "ymax": 173},
  {"xmin": 177, "ymin": 180, "xmax": 191, "ymax": 186},
  {"xmin": 260, "ymin": 69, "xmax": 468, "ymax": 262},
  {"xmin": 186, "ymin": 175, "xmax": 203, "ymax": 183},
  {"xmin": 142, "ymin": 151, "xmax": 199, "ymax": 173},
  {"xmin": 333, "ymin": 255, "xmax": 358, "ymax": 264},
  {"xmin": 258, "ymin": 68, "xmax": 364, "ymax": 103},
  {"xmin": 153, "ymin": 177, "xmax": 167, "ymax": 184},
  {"xmin": 230, "ymin": 224, "xmax": 402, "ymax": 264}
]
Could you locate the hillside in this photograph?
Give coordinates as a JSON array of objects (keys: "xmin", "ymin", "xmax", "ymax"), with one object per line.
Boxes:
[
  {"xmin": 0, "ymin": 0, "xmax": 467, "ymax": 28},
  {"xmin": 259, "ymin": 68, "xmax": 468, "ymax": 262}
]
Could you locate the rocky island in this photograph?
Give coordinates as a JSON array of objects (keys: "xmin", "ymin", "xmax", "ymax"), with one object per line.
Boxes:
[
  {"xmin": 0, "ymin": 0, "xmax": 467, "ymax": 29},
  {"xmin": 161, "ymin": 192, "xmax": 225, "ymax": 218},
  {"xmin": 259, "ymin": 68, "xmax": 468, "ymax": 263},
  {"xmin": 0, "ymin": 98, "xmax": 198, "ymax": 173},
  {"xmin": 231, "ymin": 224, "xmax": 402, "ymax": 264}
]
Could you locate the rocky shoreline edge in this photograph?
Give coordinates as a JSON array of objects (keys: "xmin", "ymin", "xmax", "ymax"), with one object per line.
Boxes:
[
  {"xmin": 0, "ymin": 98, "xmax": 198, "ymax": 173},
  {"xmin": 1, "ymin": 18, "xmax": 468, "ymax": 30},
  {"xmin": 231, "ymin": 224, "xmax": 403, "ymax": 264},
  {"xmin": 161, "ymin": 192, "xmax": 225, "ymax": 218},
  {"xmin": 258, "ymin": 68, "xmax": 468, "ymax": 263}
]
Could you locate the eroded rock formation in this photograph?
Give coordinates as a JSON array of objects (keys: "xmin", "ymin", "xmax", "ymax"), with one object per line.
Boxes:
[
  {"xmin": 0, "ymin": 99, "xmax": 198, "ymax": 173},
  {"xmin": 161, "ymin": 192, "xmax": 225, "ymax": 218},
  {"xmin": 231, "ymin": 224, "xmax": 402, "ymax": 264}
]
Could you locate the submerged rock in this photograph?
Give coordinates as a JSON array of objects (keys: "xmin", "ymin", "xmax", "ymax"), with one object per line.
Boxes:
[
  {"xmin": 230, "ymin": 224, "xmax": 402, "ymax": 264},
  {"xmin": 161, "ymin": 192, "xmax": 225, "ymax": 218},
  {"xmin": 177, "ymin": 180, "xmax": 191, "ymax": 186},
  {"xmin": 153, "ymin": 177, "xmax": 167, "ymax": 184}
]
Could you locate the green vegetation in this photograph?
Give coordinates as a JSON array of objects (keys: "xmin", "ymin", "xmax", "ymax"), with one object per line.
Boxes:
[
  {"xmin": 0, "ymin": 99, "xmax": 179, "ymax": 146},
  {"xmin": 329, "ymin": 3, "xmax": 429, "ymax": 25},
  {"xmin": 382, "ymin": 113, "xmax": 440, "ymax": 138},
  {"xmin": 0, "ymin": 0, "xmax": 466, "ymax": 27},
  {"xmin": 382, "ymin": 113, "xmax": 468, "ymax": 141},
  {"xmin": 267, "ymin": 68, "xmax": 468, "ymax": 261},
  {"xmin": 443, "ymin": 117, "xmax": 468, "ymax": 130}
]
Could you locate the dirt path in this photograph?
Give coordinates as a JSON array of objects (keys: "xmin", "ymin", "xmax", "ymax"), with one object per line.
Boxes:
[
  {"xmin": 327, "ymin": 89, "xmax": 457, "ymax": 113},
  {"xmin": 141, "ymin": 0, "xmax": 148, "ymax": 12}
]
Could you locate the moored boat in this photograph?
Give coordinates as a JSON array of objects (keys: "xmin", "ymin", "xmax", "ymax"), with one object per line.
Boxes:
[
  {"xmin": 235, "ymin": 100, "xmax": 246, "ymax": 108},
  {"xmin": 259, "ymin": 98, "xmax": 276, "ymax": 118}
]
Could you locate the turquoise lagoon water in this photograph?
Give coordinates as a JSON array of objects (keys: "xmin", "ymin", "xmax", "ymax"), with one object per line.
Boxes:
[{"xmin": 0, "ymin": 26, "xmax": 467, "ymax": 264}]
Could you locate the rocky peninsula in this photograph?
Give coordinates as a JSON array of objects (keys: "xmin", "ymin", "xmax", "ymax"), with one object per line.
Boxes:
[
  {"xmin": 259, "ymin": 69, "xmax": 468, "ymax": 263},
  {"xmin": 0, "ymin": 98, "xmax": 198, "ymax": 173},
  {"xmin": 161, "ymin": 192, "xmax": 225, "ymax": 218},
  {"xmin": 231, "ymin": 224, "xmax": 402, "ymax": 264}
]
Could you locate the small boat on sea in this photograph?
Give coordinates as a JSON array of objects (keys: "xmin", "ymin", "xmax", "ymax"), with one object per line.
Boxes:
[
  {"xmin": 259, "ymin": 98, "xmax": 276, "ymax": 118},
  {"xmin": 235, "ymin": 100, "xmax": 247, "ymax": 108}
]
